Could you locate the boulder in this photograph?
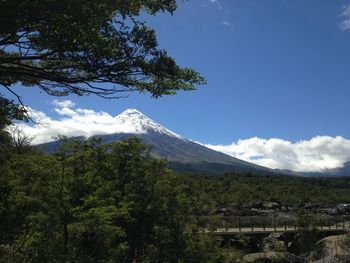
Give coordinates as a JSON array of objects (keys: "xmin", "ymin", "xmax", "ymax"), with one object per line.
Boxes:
[
  {"xmin": 337, "ymin": 204, "xmax": 350, "ymax": 214},
  {"xmin": 263, "ymin": 201, "xmax": 281, "ymax": 210},
  {"xmin": 251, "ymin": 201, "xmax": 264, "ymax": 209},
  {"xmin": 215, "ymin": 206, "xmax": 229, "ymax": 216},
  {"xmin": 262, "ymin": 233, "xmax": 283, "ymax": 252},
  {"xmin": 316, "ymin": 235, "xmax": 350, "ymax": 260}
]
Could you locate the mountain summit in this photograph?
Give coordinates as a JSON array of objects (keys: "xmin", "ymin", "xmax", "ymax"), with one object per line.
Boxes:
[
  {"xmin": 41, "ymin": 108, "xmax": 274, "ymax": 175},
  {"xmin": 114, "ymin": 109, "xmax": 184, "ymax": 139},
  {"xmin": 95, "ymin": 109, "xmax": 275, "ymax": 174}
]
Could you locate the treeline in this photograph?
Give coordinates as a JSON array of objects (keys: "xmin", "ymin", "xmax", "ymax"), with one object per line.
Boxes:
[
  {"xmin": 0, "ymin": 136, "xmax": 231, "ymax": 262},
  {"xmin": 2, "ymin": 97, "xmax": 350, "ymax": 261},
  {"xmin": 2, "ymin": 135, "xmax": 350, "ymax": 262},
  {"xmin": 0, "ymin": 137, "xmax": 350, "ymax": 262},
  {"xmin": 184, "ymin": 173, "xmax": 350, "ymax": 207}
]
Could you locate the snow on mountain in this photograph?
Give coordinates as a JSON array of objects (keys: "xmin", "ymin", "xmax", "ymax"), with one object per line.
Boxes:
[
  {"xmin": 115, "ymin": 109, "xmax": 185, "ymax": 140},
  {"xmin": 19, "ymin": 106, "xmax": 185, "ymax": 144},
  {"xmin": 38, "ymin": 107, "xmax": 275, "ymax": 175}
]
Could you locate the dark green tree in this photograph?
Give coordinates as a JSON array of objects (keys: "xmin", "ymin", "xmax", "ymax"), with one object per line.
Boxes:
[
  {"xmin": 0, "ymin": 0, "xmax": 205, "ymax": 102},
  {"xmin": 1, "ymin": 137, "xmax": 228, "ymax": 262},
  {"xmin": 0, "ymin": 95, "xmax": 27, "ymax": 163}
]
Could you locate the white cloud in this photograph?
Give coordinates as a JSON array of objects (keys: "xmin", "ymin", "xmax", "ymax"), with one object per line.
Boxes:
[
  {"xmin": 205, "ymin": 136, "xmax": 350, "ymax": 172},
  {"xmin": 52, "ymin": 99, "xmax": 75, "ymax": 108},
  {"xmin": 207, "ymin": 0, "xmax": 230, "ymax": 26},
  {"xmin": 339, "ymin": 5, "xmax": 350, "ymax": 30},
  {"xmin": 54, "ymin": 107, "xmax": 78, "ymax": 117},
  {"xmin": 208, "ymin": 0, "xmax": 223, "ymax": 11},
  {"xmin": 340, "ymin": 20, "xmax": 350, "ymax": 30},
  {"xmin": 342, "ymin": 5, "xmax": 350, "ymax": 17},
  {"xmin": 18, "ymin": 100, "xmax": 145, "ymax": 145},
  {"xmin": 17, "ymin": 100, "xmax": 350, "ymax": 173},
  {"xmin": 222, "ymin": 20, "xmax": 231, "ymax": 27}
]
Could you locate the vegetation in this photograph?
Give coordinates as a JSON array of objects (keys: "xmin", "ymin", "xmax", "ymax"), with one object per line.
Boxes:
[
  {"xmin": 1, "ymin": 96, "xmax": 350, "ymax": 261},
  {"xmin": 0, "ymin": 0, "xmax": 205, "ymax": 107},
  {"xmin": 2, "ymin": 1, "xmax": 346, "ymax": 260},
  {"xmin": 2, "ymin": 113, "xmax": 350, "ymax": 261},
  {"xmin": 187, "ymin": 172, "xmax": 350, "ymax": 207},
  {"xmin": 0, "ymin": 133, "xmax": 233, "ymax": 262},
  {"xmin": 292, "ymin": 215, "xmax": 324, "ymax": 259}
]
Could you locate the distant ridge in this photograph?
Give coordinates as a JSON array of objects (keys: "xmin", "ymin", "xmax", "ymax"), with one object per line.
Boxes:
[{"xmin": 38, "ymin": 109, "xmax": 279, "ymax": 175}]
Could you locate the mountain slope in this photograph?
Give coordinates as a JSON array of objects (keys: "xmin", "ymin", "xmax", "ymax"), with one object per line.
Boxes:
[
  {"xmin": 39, "ymin": 109, "xmax": 276, "ymax": 175},
  {"xmin": 298, "ymin": 161, "xmax": 350, "ymax": 177}
]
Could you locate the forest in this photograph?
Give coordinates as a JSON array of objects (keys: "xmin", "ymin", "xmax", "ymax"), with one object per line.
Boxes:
[
  {"xmin": 2, "ymin": 1, "xmax": 350, "ymax": 261},
  {"xmin": 1, "ymin": 108, "xmax": 350, "ymax": 262},
  {"xmin": 0, "ymin": 132, "xmax": 230, "ymax": 262}
]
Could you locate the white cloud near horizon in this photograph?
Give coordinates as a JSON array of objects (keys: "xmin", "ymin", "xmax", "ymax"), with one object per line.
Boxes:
[
  {"xmin": 14, "ymin": 100, "xmax": 350, "ymax": 173},
  {"xmin": 339, "ymin": 5, "xmax": 350, "ymax": 30},
  {"xmin": 205, "ymin": 136, "xmax": 350, "ymax": 172},
  {"xmin": 17, "ymin": 100, "xmax": 145, "ymax": 145}
]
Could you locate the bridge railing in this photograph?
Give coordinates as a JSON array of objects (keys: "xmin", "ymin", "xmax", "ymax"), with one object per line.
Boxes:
[{"xmin": 197, "ymin": 215, "xmax": 350, "ymax": 232}]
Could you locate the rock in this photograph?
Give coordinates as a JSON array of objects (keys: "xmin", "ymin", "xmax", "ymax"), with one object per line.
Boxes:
[
  {"xmin": 281, "ymin": 205, "xmax": 290, "ymax": 212},
  {"xmin": 263, "ymin": 201, "xmax": 281, "ymax": 210},
  {"xmin": 251, "ymin": 201, "xmax": 264, "ymax": 209},
  {"xmin": 241, "ymin": 203, "xmax": 251, "ymax": 209},
  {"xmin": 337, "ymin": 204, "xmax": 350, "ymax": 214},
  {"xmin": 316, "ymin": 235, "xmax": 350, "ymax": 259},
  {"xmin": 301, "ymin": 202, "xmax": 315, "ymax": 209},
  {"xmin": 262, "ymin": 233, "xmax": 283, "ymax": 252},
  {"xmin": 250, "ymin": 208, "xmax": 265, "ymax": 215},
  {"xmin": 241, "ymin": 252, "xmax": 306, "ymax": 263},
  {"xmin": 230, "ymin": 202, "xmax": 240, "ymax": 209},
  {"xmin": 215, "ymin": 206, "xmax": 229, "ymax": 216},
  {"xmin": 324, "ymin": 208, "xmax": 338, "ymax": 215}
]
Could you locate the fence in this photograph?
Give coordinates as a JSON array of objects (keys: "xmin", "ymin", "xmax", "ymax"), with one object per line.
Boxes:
[{"xmin": 197, "ymin": 216, "xmax": 350, "ymax": 233}]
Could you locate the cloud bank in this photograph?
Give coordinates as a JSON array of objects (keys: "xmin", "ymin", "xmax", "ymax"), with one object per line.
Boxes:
[
  {"xmin": 206, "ymin": 136, "xmax": 350, "ymax": 172},
  {"xmin": 15, "ymin": 100, "xmax": 350, "ymax": 173},
  {"xmin": 339, "ymin": 5, "xmax": 350, "ymax": 30},
  {"xmin": 18, "ymin": 100, "xmax": 145, "ymax": 145}
]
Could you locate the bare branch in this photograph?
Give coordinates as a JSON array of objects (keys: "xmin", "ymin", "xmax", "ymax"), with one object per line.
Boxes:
[
  {"xmin": 1, "ymin": 83, "xmax": 25, "ymax": 108},
  {"xmin": 8, "ymin": 125, "xmax": 34, "ymax": 154}
]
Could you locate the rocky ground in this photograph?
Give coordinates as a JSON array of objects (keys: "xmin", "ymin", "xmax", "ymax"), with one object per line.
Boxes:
[
  {"xmin": 240, "ymin": 251, "xmax": 307, "ymax": 263},
  {"xmin": 238, "ymin": 234, "xmax": 350, "ymax": 262},
  {"xmin": 214, "ymin": 202, "xmax": 350, "ymax": 218},
  {"xmin": 211, "ymin": 202, "xmax": 350, "ymax": 262},
  {"xmin": 313, "ymin": 235, "xmax": 350, "ymax": 263}
]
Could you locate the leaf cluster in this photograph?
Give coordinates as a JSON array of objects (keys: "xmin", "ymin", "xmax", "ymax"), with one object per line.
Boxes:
[
  {"xmin": 0, "ymin": 0, "xmax": 205, "ymax": 100},
  {"xmin": 187, "ymin": 173, "xmax": 350, "ymax": 207},
  {"xmin": 0, "ymin": 137, "xmax": 228, "ymax": 262}
]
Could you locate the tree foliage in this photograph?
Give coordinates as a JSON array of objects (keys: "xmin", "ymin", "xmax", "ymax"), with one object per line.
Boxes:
[
  {"xmin": 1, "ymin": 127, "xmax": 350, "ymax": 261},
  {"xmin": 0, "ymin": 137, "xmax": 229, "ymax": 262},
  {"xmin": 0, "ymin": 95, "xmax": 27, "ymax": 163},
  {"xmin": 191, "ymin": 173, "xmax": 350, "ymax": 206},
  {"xmin": 0, "ymin": 0, "xmax": 205, "ymax": 101},
  {"xmin": 0, "ymin": 95, "xmax": 27, "ymax": 130}
]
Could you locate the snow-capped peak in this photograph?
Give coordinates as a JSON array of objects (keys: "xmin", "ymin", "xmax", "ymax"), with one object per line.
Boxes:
[
  {"xmin": 120, "ymin": 108, "xmax": 144, "ymax": 116},
  {"xmin": 114, "ymin": 108, "xmax": 184, "ymax": 140}
]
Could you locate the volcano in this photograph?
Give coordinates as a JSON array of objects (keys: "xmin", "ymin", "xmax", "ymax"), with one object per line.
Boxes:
[{"xmin": 40, "ymin": 108, "xmax": 275, "ymax": 175}]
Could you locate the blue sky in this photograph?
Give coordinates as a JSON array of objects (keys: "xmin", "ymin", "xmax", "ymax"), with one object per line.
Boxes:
[
  {"xmin": 6, "ymin": 0, "xmax": 350, "ymax": 171},
  {"xmin": 9, "ymin": 0, "xmax": 350, "ymax": 144}
]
